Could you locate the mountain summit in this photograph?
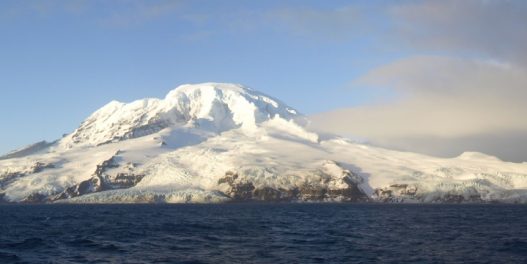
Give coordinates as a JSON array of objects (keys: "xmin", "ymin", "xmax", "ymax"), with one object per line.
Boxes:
[
  {"xmin": 1, "ymin": 83, "xmax": 527, "ymax": 203},
  {"xmin": 60, "ymin": 83, "xmax": 304, "ymax": 148}
]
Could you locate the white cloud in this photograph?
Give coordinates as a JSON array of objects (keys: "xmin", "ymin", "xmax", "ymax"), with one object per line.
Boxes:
[
  {"xmin": 310, "ymin": 56, "xmax": 527, "ymax": 161},
  {"xmin": 304, "ymin": 0, "xmax": 527, "ymax": 162}
]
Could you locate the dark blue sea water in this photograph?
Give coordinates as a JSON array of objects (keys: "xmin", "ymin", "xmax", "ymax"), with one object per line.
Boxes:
[{"xmin": 0, "ymin": 204, "xmax": 526, "ymax": 264}]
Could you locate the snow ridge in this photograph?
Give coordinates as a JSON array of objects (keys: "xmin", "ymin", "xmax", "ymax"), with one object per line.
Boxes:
[{"xmin": 60, "ymin": 83, "xmax": 303, "ymax": 148}]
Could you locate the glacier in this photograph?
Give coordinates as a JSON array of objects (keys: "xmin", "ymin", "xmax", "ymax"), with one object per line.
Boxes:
[{"xmin": 1, "ymin": 82, "xmax": 527, "ymax": 203}]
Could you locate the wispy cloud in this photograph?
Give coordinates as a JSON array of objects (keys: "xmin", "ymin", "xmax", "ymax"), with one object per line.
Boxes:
[{"xmin": 312, "ymin": 56, "xmax": 527, "ymax": 136}]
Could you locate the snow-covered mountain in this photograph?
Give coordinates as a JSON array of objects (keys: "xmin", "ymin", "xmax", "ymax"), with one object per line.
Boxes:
[{"xmin": 1, "ymin": 83, "xmax": 527, "ymax": 203}]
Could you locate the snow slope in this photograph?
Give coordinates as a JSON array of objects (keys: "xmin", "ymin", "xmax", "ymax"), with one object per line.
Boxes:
[
  {"xmin": 58, "ymin": 83, "xmax": 303, "ymax": 148},
  {"xmin": 1, "ymin": 83, "xmax": 527, "ymax": 203}
]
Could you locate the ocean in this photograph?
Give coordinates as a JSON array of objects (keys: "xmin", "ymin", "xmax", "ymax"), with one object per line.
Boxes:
[{"xmin": 0, "ymin": 204, "xmax": 526, "ymax": 263}]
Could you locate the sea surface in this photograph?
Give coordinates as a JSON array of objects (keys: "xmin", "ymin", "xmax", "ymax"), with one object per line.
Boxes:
[{"xmin": 0, "ymin": 204, "xmax": 526, "ymax": 263}]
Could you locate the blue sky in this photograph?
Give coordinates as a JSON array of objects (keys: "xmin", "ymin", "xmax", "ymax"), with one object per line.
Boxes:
[
  {"xmin": 0, "ymin": 0, "xmax": 397, "ymax": 152},
  {"xmin": 1, "ymin": 0, "xmax": 526, "ymax": 162}
]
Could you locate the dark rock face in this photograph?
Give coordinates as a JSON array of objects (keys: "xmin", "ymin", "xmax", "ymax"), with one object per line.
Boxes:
[
  {"xmin": 0, "ymin": 162, "xmax": 56, "ymax": 203},
  {"xmin": 219, "ymin": 172, "xmax": 255, "ymax": 200},
  {"xmin": 439, "ymin": 194, "xmax": 469, "ymax": 203},
  {"xmin": 54, "ymin": 176, "xmax": 102, "ymax": 200},
  {"xmin": 92, "ymin": 155, "xmax": 145, "ymax": 190},
  {"xmin": 218, "ymin": 171, "xmax": 238, "ymax": 185},
  {"xmin": 111, "ymin": 173, "xmax": 144, "ymax": 189},
  {"xmin": 431, "ymin": 192, "xmax": 483, "ymax": 203},
  {"xmin": 31, "ymin": 162, "xmax": 55, "ymax": 173},
  {"xmin": 253, "ymin": 187, "xmax": 297, "ymax": 201},
  {"xmin": 297, "ymin": 185, "xmax": 327, "ymax": 201},
  {"xmin": 95, "ymin": 157, "xmax": 119, "ymax": 177},
  {"xmin": 73, "ymin": 116, "xmax": 172, "ymax": 146},
  {"xmin": 121, "ymin": 119, "xmax": 171, "ymax": 141},
  {"xmin": 21, "ymin": 192, "xmax": 48, "ymax": 203},
  {"xmin": 218, "ymin": 170, "xmax": 369, "ymax": 202},
  {"xmin": 327, "ymin": 183, "xmax": 366, "ymax": 201},
  {"xmin": 374, "ymin": 184, "xmax": 419, "ymax": 202},
  {"xmin": 0, "ymin": 162, "xmax": 55, "ymax": 190},
  {"xmin": 230, "ymin": 182, "xmax": 255, "ymax": 200},
  {"xmin": 374, "ymin": 184, "xmax": 484, "ymax": 203},
  {"xmin": 0, "ymin": 172, "xmax": 23, "ymax": 189},
  {"xmin": 374, "ymin": 188, "xmax": 393, "ymax": 201},
  {"xmin": 53, "ymin": 154, "xmax": 144, "ymax": 201}
]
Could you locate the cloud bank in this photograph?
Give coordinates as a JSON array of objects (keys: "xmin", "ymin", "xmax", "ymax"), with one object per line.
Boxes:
[
  {"xmin": 310, "ymin": 56, "xmax": 527, "ymax": 161},
  {"xmin": 310, "ymin": 0, "xmax": 527, "ymax": 162}
]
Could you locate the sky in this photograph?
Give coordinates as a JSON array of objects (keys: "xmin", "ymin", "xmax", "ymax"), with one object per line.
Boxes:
[{"xmin": 0, "ymin": 0, "xmax": 526, "ymax": 162}]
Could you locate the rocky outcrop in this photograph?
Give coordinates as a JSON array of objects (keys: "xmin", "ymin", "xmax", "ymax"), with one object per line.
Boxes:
[
  {"xmin": 218, "ymin": 171, "xmax": 256, "ymax": 200},
  {"xmin": 253, "ymin": 187, "xmax": 298, "ymax": 201},
  {"xmin": 373, "ymin": 183, "xmax": 486, "ymax": 203},
  {"xmin": 21, "ymin": 192, "xmax": 49, "ymax": 203},
  {"xmin": 54, "ymin": 176, "xmax": 103, "ymax": 200},
  {"xmin": 295, "ymin": 178, "xmax": 368, "ymax": 202},
  {"xmin": 1, "ymin": 162, "xmax": 55, "ymax": 202},
  {"xmin": 96, "ymin": 119, "xmax": 172, "ymax": 146},
  {"xmin": 0, "ymin": 162, "xmax": 55, "ymax": 190},
  {"xmin": 120, "ymin": 119, "xmax": 171, "ymax": 142},
  {"xmin": 94, "ymin": 156, "xmax": 120, "ymax": 176},
  {"xmin": 53, "ymin": 154, "xmax": 144, "ymax": 201},
  {"xmin": 0, "ymin": 172, "xmax": 23, "ymax": 189},
  {"xmin": 30, "ymin": 162, "xmax": 56, "ymax": 173},
  {"xmin": 92, "ymin": 154, "xmax": 145, "ymax": 190},
  {"xmin": 218, "ymin": 167, "xmax": 369, "ymax": 202},
  {"xmin": 435, "ymin": 193, "xmax": 483, "ymax": 203},
  {"xmin": 374, "ymin": 184, "xmax": 419, "ymax": 202},
  {"xmin": 110, "ymin": 172, "xmax": 145, "ymax": 189}
]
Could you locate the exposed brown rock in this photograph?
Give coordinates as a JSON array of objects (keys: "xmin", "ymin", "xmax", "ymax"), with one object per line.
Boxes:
[
  {"xmin": 0, "ymin": 162, "xmax": 55, "ymax": 190},
  {"xmin": 54, "ymin": 176, "xmax": 103, "ymax": 200},
  {"xmin": 253, "ymin": 187, "xmax": 297, "ymax": 201},
  {"xmin": 218, "ymin": 171, "xmax": 238, "ymax": 185},
  {"xmin": 21, "ymin": 192, "xmax": 48, "ymax": 203},
  {"xmin": 218, "ymin": 170, "xmax": 368, "ymax": 202},
  {"xmin": 0, "ymin": 172, "xmax": 23, "ymax": 189},
  {"xmin": 30, "ymin": 162, "xmax": 55, "ymax": 174},
  {"xmin": 110, "ymin": 173, "xmax": 145, "ymax": 189},
  {"xmin": 52, "ymin": 154, "xmax": 144, "ymax": 201}
]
